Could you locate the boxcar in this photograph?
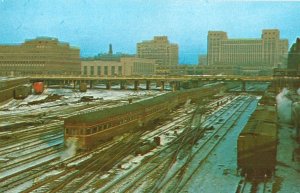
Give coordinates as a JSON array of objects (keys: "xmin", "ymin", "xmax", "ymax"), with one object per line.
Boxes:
[
  {"xmin": 238, "ymin": 106, "xmax": 277, "ymax": 177},
  {"xmin": 292, "ymin": 102, "xmax": 300, "ymax": 142},
  {"xmin": 14, "ymin": 84, "xmax": 32, "ymax": 99}
]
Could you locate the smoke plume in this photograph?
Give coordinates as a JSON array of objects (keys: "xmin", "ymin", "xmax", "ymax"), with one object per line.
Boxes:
[
  {"xmin": 276, "ymin": 88, "xmax": 292, "ymax": 123},
  {"xmin": 297, "ymin": 88, "xmax": 300, "ymax": 95},
  {"xmin": 60, "ymin": 138, "xmax": 77, "ymax": 160}
]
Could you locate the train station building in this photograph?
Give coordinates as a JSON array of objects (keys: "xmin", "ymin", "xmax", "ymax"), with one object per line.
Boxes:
[{"xmin": 81, "ymin": 57, "xmax": 157, "ymax": 76}]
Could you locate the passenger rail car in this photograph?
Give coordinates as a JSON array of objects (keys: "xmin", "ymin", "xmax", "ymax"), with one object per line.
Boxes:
[
  {"xmin": 64, "ymin": 83, "xmax": 226, "ymax": 150},
  {"xmin": 238, "ymin": 105, "xmax": 278, "ymax": 177}
]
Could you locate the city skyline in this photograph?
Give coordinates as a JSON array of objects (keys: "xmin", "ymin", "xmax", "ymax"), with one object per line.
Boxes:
[{"xmin": 1, "ymin": 0, "xmax": 300, "ymax": 64}]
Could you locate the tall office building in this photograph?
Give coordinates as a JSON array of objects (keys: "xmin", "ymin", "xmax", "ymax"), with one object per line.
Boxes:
[
  {"xmin": 137, "ymin": 36, "xmax": 178, "ymax": 66},
  {"xmin": 0, "ymin": 37, "xmax": 80, "ymax": 76},
  {"xmin": 207, "ymin": 29, "xmax": 288, "ymax": 68},
  {"xmin": 288, "ymin": 38, "xmax": 300, "ymax": 71}
]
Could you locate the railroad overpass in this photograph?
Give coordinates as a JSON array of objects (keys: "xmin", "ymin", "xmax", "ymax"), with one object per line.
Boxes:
[{"xmin": 27, "ymin": 75, "xmax": 300, "ymax": 91}]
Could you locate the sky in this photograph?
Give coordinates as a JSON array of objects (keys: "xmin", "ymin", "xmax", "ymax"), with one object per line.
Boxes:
[{"xmin": 1, "ymin": 0, "xmax": 300, "ymax": 64}]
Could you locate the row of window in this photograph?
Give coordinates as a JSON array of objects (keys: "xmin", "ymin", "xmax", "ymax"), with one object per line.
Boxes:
[
  {"xmin": 145, "ymin": 104, "xmax": 166, "ymax": 114},
  {"xmin": 83, "ymin": 66, "xmax": 122, "ymax": 76},
  {"xmin": 66, "ymin": 113, "xmax": 140, "ymax": 135},
  {"xmin": 0, "ymin": 63, "xmax": 45, "ymax": 67},
  {"xmin": 66, "ymin": 103, "xmax": 169, "ymax": 136}
]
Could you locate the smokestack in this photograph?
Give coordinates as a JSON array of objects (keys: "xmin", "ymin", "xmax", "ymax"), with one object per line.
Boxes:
[{"xmin": 109, "ymin": 44, "xmax": 113, "ymax": 55}]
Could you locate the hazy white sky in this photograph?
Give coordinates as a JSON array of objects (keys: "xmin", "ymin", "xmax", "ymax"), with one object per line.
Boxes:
[{"xmin": 1, "ymin": 0, "xmax": 300, "ymax": 64}]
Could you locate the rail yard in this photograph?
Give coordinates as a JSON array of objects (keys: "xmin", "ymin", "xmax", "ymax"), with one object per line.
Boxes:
[{"xmin": 0, "ymin": 80, "xmax": 299, "ymax": 193}]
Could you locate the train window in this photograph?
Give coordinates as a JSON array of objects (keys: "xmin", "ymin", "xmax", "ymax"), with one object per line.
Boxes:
[
  {"xmin": 103, "ymin": 124, "xmax": 107, "ymax": 129},
  {"xmin": 80, "ymin": 129, "xmax": 84, "ymax": 135},
  {"xmin": 66, "ymin": 128, "xmax": 69, "ymax": 134},
  {"xmin": 86, "ymin": 128, "xmax": 91, "ymax": 135},
  {"xmin": 93, "ymin": 128, "xmax": 97, "ymax": 133}
]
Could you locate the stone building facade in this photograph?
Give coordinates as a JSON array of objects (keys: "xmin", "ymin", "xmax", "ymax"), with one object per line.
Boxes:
[
  {"xmin": 207, "ymin": 29, "xmax": 288, "ymax": 71},
  {"xmin": 137, "ymin": 36, "xmax": 178, "ymax": 66},
  {"xmin": 0, "ymin": 37, "xmax": 80, "ymax": 76},
  {"xmin": 81, "ymin": 57, "xmax": 156, "ymax": 76}
]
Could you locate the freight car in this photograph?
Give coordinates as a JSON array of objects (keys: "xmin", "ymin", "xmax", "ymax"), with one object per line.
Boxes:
[
  {"xmin": 292, "ymin": 102, "xmax": 300, "ymax": 142},
  {"xmin": 64, "ymin": 83, "xmax": 226, "ymax": 150},
  {"xmin": 0, "ymin": 77, "xmax": 30, "ymax": 103},
  {"xmin": 14, "ymin": 84, "xmax": 32, "ymax": 99},
  {"xmin": 237, "ymin": 105, "xmax": 278, "ymax": 177},
  {"xmin": 0, "ymin": 77, "xmax": 29, "ymax": 90}
]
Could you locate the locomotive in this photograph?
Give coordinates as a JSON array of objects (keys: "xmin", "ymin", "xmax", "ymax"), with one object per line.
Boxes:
[
  {"xmin": 33, "ymin": 82, "xmax": 44, "ymax": 94},
  {"xmin": 64, "ymin": 83, "xmax": 226, "ymax": 150}
]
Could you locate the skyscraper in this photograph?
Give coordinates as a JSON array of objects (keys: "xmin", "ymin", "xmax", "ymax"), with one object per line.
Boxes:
[
  {"xmin": 288, "ymin": 38, "xmax": 300, "ymax": 71},
  {"xmin": 137, "ymin": 36, "xmax": 178, "ymax": 66}
]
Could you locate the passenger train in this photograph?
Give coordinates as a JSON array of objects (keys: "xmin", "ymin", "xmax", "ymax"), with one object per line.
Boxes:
[{"xmin": 64, "ymin": 83, "xmax": 227, "ymax": 150}]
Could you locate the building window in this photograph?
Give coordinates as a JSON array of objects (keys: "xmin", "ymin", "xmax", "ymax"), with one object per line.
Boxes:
[
  {"xmin": 104, "ymin": 66, "xmax": 108, "ymax": 75},
  {"xmin": 118, "ymin": 66, "xmax": 122, "ymax": 75},
  {"xmin": 111, "ymin": 66, "xmax": 115, "ymax": 76},
  {"xmin": 83, "ymin": 66, "xmax": 87, "ymax": 75},
  {"xmin": 97, "ymin": 66, "xmax": 101, "ymax": 76},
  {"xmin": 90, "ymin": 66, "xmax": 94, "ymax": 76}
]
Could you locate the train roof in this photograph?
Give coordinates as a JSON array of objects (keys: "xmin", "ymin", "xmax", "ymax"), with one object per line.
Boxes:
[
  {"xmin": 240, "ymin": 105, "xmax": 277, "ymax": 137},
  {"xmin": 65, "ymin": 102, "xmax": 143, "ymax": 125},
  {"xmin": 249, "ymin": 105, "xmax": 277, "ymax": 122},
  {"xmin": 65, "ymin": 93, "xmax": 174, "ymax": 126},
  {"xmin": 239, "ymin": 121, "xmax": 277, "ymax": 138}
]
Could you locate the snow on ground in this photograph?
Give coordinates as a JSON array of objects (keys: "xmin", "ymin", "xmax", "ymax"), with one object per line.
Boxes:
[
  {"xmin": 5, "ymin": 169, "xmax": 63, "ymax": 193},
  {"xmin": 66, "ymin": 154, "xmax": 93, "ymax": 167},
  {"xmin": 0, "ymin": 152, "xmax": 60, "ymax": 179},
  {"xmin": 182, "ymin": 98, "xmax": 258, "ymax": 193},
  {"xmin": 276, "ymin": 125, "xmax": 300, "ymax": 193},
  {"xmin": 0, "ymin": 88, "xmax": 164, "ymax": 116}
]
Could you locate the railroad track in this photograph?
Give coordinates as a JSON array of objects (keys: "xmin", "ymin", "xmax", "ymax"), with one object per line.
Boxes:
[
  {"xmin": 16, "ymin": 97, "xmax": 204, "ymax": 192},
  {"xmin": 237, "ymin": 177, "xmax": 274, "ymax": 193},
  {"xmin": 40, "ymin": 133, "xmax": 143, "ymax": 193},
  {"xmin": 108, "ymin": 95, "xmax": 251, "ymax": 191},
  {"xmin": 0, "ymin": 93, "xmax": 233, "ymax": 192},
  {"xmin": 1, "ymin": 140, "xmax": 117, "ymax": 192},
  {"xmin": 158, "ymin": 97, "xmax": 254, "ymax": 193},
  {"xmin": 0, "ymin": 136, "xmax": 63, "ymax": 171},
  {"xmin": 77, "ymin": 96, "xmax": 232, "ymax": 192},
  {"xmin": 94, "ymin": 95, "xmax": 243, "ymax": 193},
  {"xmin": 0, "ymin": 131, "xmax": 63, "ymax": 155},
  {"xmin": 0, "ymin": 122, "xmax": 63, "ymax": 147},
  {"xmin": 46, "ymin": 100, "xmax": 202, "ymax": 192}
]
